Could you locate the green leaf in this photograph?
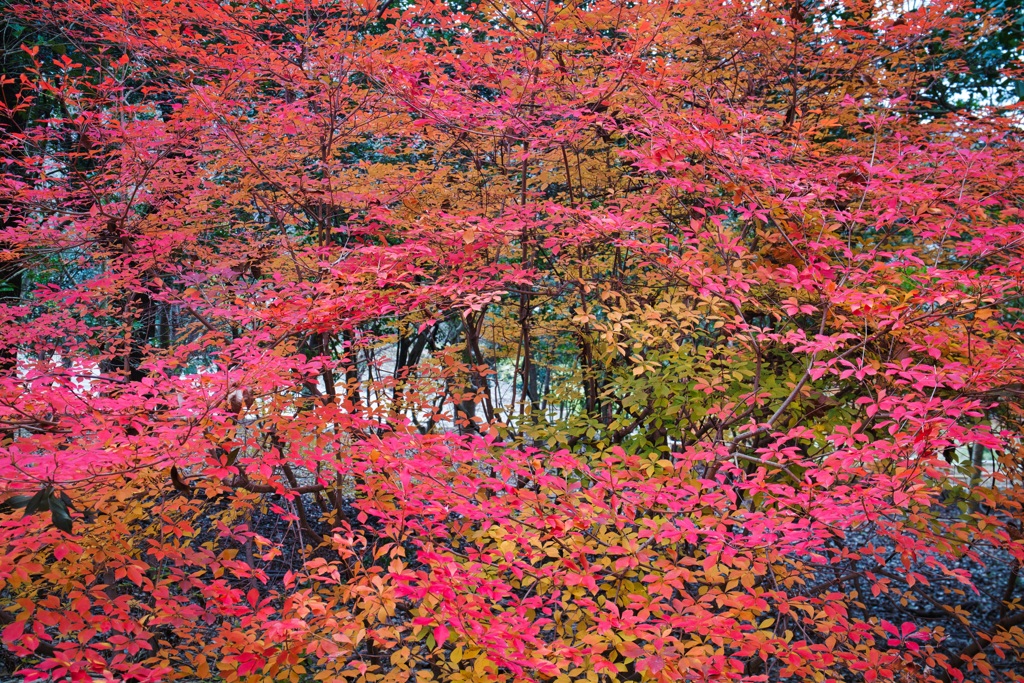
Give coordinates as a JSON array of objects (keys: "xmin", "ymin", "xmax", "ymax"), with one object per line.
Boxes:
[
  {"xmin": 3, "ymin": 494, "xmax": 34, "ymax": 509},
  {"xmin": 24, "ymin": 487, "xmax": 52, "ymax": 516},
  {"xmin": 170, "ymin": 465, "xmax": 192, "ymax": 495},
  {"xmin": 49, "ymin": 494, "xmax": 72, "ymax": 533}
]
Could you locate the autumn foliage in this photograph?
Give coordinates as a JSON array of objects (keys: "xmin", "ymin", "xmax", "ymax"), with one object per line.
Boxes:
[{"xmin": 1, "ymin": 0, "xmax": 1024, "ymax": 681}]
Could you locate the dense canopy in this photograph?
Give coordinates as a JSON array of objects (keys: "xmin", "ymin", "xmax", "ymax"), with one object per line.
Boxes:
[{"xmin": 2, "ymin": 0, "xmax": 1024, "ymax": 682}]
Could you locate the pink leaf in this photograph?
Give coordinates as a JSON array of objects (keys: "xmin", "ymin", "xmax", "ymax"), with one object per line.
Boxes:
[{"xmin": 433, "ymin": 625, "xmax": 448, "ymax": 649}]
